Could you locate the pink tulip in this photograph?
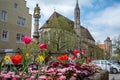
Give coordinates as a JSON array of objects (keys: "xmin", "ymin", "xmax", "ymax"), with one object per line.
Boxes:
[
  {"xmin": 23, "ymin": 36, "xmax": 32, "ymax": 44},
  {"xmin": 73, "ymin": 50, "xmax": 80, "ymax": 55},
  {"xmin": 39, "ymin": 43, "xmax": 47, "ymax": 50},
  {"xmin": 81, "ymin": 49, "xmax": 85, "ymax": 54}
]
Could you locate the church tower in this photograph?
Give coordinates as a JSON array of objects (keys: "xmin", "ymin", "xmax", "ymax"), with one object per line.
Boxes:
[
  {"xmin": 104, "ymin": 37, "xmax": 112, "ymax": 59},
  {"xmin": 74, "ymin": 0, "xmax": 81, "ymax": 49},
  {"xmin": 74, "ymin": 0, "xmax": 81, "ymax": 37}
]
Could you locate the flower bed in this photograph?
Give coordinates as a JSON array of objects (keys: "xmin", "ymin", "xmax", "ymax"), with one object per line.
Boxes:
[
  {"xmin": 0, "ymin": 62, "xmax": 102, "ymax": 80},
  {"xmin": 0, "ymin": 36, "xmax": 107, "ymax": 80}
]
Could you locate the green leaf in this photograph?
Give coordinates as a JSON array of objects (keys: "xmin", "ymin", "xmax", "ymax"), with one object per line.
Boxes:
[{"xmin": 0, "ymin": 58, "xmax": 4, "ymax": 71}]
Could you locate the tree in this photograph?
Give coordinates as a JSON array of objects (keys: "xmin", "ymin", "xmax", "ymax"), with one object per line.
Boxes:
[
  {"xmin": 40, "ymin": 16, "xmax": 77, "ymax": 51},
  {"xmin": 113, "ymin": 35, "xmax": 120, "ymax": 54},
  {"xmin": 112, "ymin": 35, "xmax": 120, "ymax": 59},
  {"xmin": 93, "ymin": 45, "xmax": 104, "ymax": 60}
]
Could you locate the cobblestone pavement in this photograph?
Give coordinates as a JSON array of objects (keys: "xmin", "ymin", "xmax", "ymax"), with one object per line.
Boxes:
[{"xmin": 109, "ymin": 73, "xmax": 120, "ymax": 80}]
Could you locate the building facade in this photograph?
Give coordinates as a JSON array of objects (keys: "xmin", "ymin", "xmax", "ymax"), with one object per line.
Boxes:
[
  {"xmin": 39, "ymin": 0, "xmax": 95, "ymax": 52},
  {"xmin": 104, "ymin": 37, "xmax": 112, "ymax": 58},
  {"xmin": 98, "ymin": 37, "xmax": 112, "ymax": 59},
  {"xmin": 0, "ymin": 0, "xmax": 32, "ymax": 50}
]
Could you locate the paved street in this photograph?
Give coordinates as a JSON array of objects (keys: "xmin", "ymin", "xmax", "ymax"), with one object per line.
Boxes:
[{"xmin": 109, "ymin": 74, "xmax": 120, "ymax": 80}]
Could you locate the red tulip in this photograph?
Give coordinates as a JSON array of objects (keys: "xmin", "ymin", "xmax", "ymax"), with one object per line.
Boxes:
[
  {"xmin": 64, "ymin": 54, "xmax": 68, "ymax": 60},
  {"xmin": 11, "ymin": 54, "xmax": 22, "ymax": 65},
  {"xmin": 71, "ymin": 55, "xmax": 75, "ymax": 60},
  {"xmin": 73, "ymin": 50, "xmax": 80, "ymax": 55},
  {"xmin": 86, "ymin": 57, "xmax": 91, "ymax": 62},
  {"xmin": 23, "ymin": 36, "xmax": 32, "ymax": 44},
  {"xmin": 57, "ymin": 56, "xmax": 63, "ymax": 61},
  {"xmin": 57, "ymin": 54, "xmax": 68, "ymax": 61},
  {"xmin": 39, "ymin": 44, "xmax": 47, "ymax": 50}
]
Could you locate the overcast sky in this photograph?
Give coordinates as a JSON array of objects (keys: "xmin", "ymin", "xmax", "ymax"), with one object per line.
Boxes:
[{"xmin": 25, "ymin": 0, "xmax": 120, "ymax": 43}]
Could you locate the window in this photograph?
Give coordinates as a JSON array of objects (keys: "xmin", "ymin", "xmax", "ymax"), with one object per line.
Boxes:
[
  {"xmin": 16, "ymin": 33, "xmax": 24, "ymax": 42},
  {"xmin": 14, "ymin": 3, "xmax": 18, "ymax": 8},
  {"xmin": 1, "ymin": 10, "xmax": 7, "ymax": 22},
  {"xmin": 101, "ymin": 61, "xmax": 107, "ymax": 65},
  {"xmin": 93, "ymin": 61, "xmax": 100, "ymax": 64},
  {"xmin": 2, "ymin": 30, "xmax": 9, "ymax": 41},
  {"xmin": 17, "ymin": 16, "xmax": 26, "ymax": 26}
]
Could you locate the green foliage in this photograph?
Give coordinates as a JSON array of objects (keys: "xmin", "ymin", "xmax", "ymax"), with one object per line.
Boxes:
[
  {"xmin": 41, "ymin": 16, "xmax": 77, "ymax": 51},
  {"xmin": 0, "ymin": 58, "xmax": 4, "ymax": 72},
  {"xmin": 111, "ymin": 54, "xmax": 120, "ymax": 60},
  {"xmin": 47, "ymin": 16, "xmax": 74, "ymax": 32},
  {"xmin": 93, "ymin": 45, "xmax": 104, "ymax": 59},
  {"xmin": 113, "ymin": 34, "xmax": 120, "ymax": 55}
]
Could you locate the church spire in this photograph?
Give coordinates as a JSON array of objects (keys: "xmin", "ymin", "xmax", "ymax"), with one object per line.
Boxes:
[
  {"xmin": 75, "ymin": 0, "xmax": 79, "ymax": 9},
  {"xmin": 74, "ymin": 0, "xmax": 80, "ymax": 35},
  {"xmin": 74, "ymin": 0, "xmax": 80, "ymax": 25},
  {"xmin": 74, "ymin": 0, "xmax": 81, "ymax": 49}
]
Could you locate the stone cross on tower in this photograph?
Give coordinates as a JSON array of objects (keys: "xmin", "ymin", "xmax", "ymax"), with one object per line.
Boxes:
[{"xmin": 33, "ymin": 4, "xmax": 41, "ymax": 43}]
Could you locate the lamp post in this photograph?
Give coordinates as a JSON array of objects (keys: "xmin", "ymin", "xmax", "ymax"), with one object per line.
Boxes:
[{"xmin": 33, "ymin": 4, "xmax": 41, "ymax": 44}]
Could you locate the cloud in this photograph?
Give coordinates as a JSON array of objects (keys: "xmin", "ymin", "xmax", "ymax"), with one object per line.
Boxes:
[
  {"xmin": 25, "ymin": 0, "xmax": 94, "ymax": 36},
  {"xmin": 82, "ymin": 3, "xmax": 120, "ymax": 43},
  {"xmin": 25, "ymin": 0, "xmax": 94, "ymax": 20},
  {"xmin": 25, "ymin": 0, "xmax": 120, "ymax": 43},
  {"xmin": 86, "ymin": 3, "xmax": 120, "ymax": 28}
]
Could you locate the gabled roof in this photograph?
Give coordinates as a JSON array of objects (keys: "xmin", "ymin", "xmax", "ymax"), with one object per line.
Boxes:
[
  {"xmin": 80, "ymin": 26, "xmax": 95, "ymax": 41},
  {"xmin": 40, "ymin": 11, "xmax": 95, "ymax": 41},
  {"xmin": 40, "ymin": 11, "xmax": 73, "ymax": 29}
]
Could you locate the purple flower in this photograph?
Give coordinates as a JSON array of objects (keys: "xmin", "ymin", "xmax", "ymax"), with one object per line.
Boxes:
[
  {"xmin": 57, "ymin": 75, "xmax": 66, "ymax": 80},
  {"xmin": 47, "ymin": 76, "xmax": 53, "ymax": 80},
  {"xmin": 26, "ymin": 78, "xmax": 31, "ymax": 80},
  {"xmin": 12, "ymin": 77, "xmax": 18, "ymax": 80},
  {"xmin": 70, "ymin": 76, "xmax": 76, "ymax": 80},
  {"xmin": 57, "ymin": 72, "xmax": 63, "ymax": 76},
  {"xmin": 30, "ymin": 76, "xmax": 35, "ymax": 80},
  {"xmin": 38, "ymin": 75, "xmax": 47, "ymax": 80}
]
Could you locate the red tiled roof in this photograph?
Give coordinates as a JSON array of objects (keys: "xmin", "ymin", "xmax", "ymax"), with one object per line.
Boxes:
[{"xmin": 98, "ymin": 44, "xmax": 105, "ymax": 50}]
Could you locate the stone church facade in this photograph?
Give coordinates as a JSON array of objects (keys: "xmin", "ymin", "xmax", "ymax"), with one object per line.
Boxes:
[{"xmin": 39, "ymin": 0, "xmax": 95, "ymax": 53}]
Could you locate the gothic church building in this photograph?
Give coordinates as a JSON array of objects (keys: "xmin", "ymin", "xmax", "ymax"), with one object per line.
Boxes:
[{"xmin": 39, "ymin": 0, "xmax": 95, "ymax": 52}]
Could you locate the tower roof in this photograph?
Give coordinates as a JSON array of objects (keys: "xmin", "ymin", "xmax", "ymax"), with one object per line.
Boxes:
[
  {"xmin": 104, "ymin": 37, "xmax": 111, "ymax": 42},
  {"xmin": 75, "ymin": 0, "xmax": 80, "ymax": 10}
]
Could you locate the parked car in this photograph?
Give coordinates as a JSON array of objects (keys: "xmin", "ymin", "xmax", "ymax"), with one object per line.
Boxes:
[
  {"xmin": 92, "ymin": 60, "xmax": 120, "ymax": 74},
  {"xmin": 107, "ymin": 60, "xmax": 120, "ymax": 66}
]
